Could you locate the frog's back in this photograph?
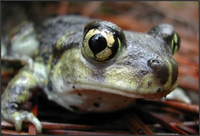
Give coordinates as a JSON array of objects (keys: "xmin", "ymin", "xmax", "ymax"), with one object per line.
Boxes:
[{"xmin": 35, "ymin": 15, "xmax": 93, "ymax": 63}]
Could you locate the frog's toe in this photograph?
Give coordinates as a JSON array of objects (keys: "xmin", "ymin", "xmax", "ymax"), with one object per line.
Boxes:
[
  {"xmin": 25, "ymin": 112, "xmax": 42, "ymax": 133},
  {"xmin": 3, "ymin": 111, "xmax": 42, "ymax": 133},
  {"xmin": 13, "ymin": 116, "xmax": 23, "ymax": 132}
]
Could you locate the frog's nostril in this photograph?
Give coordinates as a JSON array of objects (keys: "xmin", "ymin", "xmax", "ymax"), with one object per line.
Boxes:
[
  {"xmin": 147, "ymin": 58, "xmax": 169, "ymax": 85},
  {"xmin": 147, "ymin": 58, "xmax": 161, "ymax": 68}
]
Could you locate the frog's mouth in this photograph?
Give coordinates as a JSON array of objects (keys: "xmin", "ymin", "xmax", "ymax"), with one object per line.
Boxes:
[{"xmin": 70, "ymin": 80, "xmax": 178, "ymax": 99}]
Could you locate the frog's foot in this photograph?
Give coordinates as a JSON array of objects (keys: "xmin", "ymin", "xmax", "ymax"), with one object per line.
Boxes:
[{"xmin": 1, "ymin": 109, "xmax": 42, "ymax": 133}]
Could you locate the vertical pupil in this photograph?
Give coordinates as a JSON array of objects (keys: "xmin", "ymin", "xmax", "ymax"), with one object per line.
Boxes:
[{"xmin": 89, "ymin": 34, "xmax": 107, "ymax": 55}]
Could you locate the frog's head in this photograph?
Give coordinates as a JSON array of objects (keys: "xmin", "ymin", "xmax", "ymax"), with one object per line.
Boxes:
[{"xmin": 52, "ymin": 20, "xmax": 180, "ymax": 99}]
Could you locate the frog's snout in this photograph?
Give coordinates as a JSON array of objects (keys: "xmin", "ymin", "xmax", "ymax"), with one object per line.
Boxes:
[{"xmin": 147, "ymin": 58, "xmax": 171, "ymax": 85}]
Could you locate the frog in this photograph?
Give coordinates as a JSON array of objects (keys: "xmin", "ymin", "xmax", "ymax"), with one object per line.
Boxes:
[{"xmin": 1, "ymin": 15, "xmax": 180, "ymax": 133}]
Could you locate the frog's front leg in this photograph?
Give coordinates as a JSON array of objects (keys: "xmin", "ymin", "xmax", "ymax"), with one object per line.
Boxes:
[{"xmin": 1, "ymin": 62, "xmax": 49, "ymax": 133}]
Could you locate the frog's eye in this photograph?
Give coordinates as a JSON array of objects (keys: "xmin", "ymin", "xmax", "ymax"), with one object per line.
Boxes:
[
  {"xmin": 170, "ymin": 32, "xmax": 180, "ymax": 55},
  {"xmin": 148, "ymin": 24, "xmax": 181, "ymax": 55},
  {"xmin": 82, "ymin": 21, "xmax": 125, "ymax": 62}
]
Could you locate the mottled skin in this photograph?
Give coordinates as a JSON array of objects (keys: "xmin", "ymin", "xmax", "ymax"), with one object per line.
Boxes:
[{"xmin": 1, "ymin": 15, "xmax": 180, "ymax": 133}]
